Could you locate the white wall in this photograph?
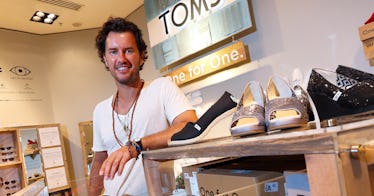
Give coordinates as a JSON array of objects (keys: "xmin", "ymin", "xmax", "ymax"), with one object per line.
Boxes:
[
  {"xmin": 182, "ymin": 0, "xmax": 373, "ymax": 102},
  {"xmin": 0, "ymin": 29, "xmax": 54, "ymax": 126},
  {"xmin": 0, "ymin": 0, "xmax": 373, "ymax": 195}
]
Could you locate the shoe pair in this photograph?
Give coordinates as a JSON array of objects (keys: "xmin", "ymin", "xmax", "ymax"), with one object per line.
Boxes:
[
  {"xmin": 231, "ymin": 76, "xmax": 311, "ymax": 137},
  {"xmin": 169, "ymin": 91, "xmax": 238, "ymax": 146},
  {"xmin": 307, "ymin": 65, "xmax": 374, "ymax": 124}
]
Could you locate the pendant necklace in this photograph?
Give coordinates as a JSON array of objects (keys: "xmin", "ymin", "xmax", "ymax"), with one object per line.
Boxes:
[
  {"xmin": 111, "ymin": 81, "xmax": 144, "ymax": 147},
  {"xmin": 116, "ymin": 102, "xmax": 131, "ymax": 136}
]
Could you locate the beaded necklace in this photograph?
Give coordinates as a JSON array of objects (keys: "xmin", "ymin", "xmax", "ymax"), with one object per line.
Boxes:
[{"xmin": 111, "ymin": 81, "xmax": 144, "ymax": 147}]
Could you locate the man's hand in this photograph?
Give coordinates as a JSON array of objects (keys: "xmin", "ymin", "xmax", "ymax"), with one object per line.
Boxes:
[{"xmin": 99, "ymin": 145, "xmax": 135, "ymax": 179}]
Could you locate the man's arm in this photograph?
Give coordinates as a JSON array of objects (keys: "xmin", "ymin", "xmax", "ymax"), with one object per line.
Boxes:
[
  {"xmin": 89, "ymin": 151, "xmax": 107, "ymax": 195},
  {"xmin": 99, "ymin": 109, "xmax": 197, "ymax": 180},
  {"xmin": 141, "ymin": 109, "xmax": 197, "ymax": 149}
]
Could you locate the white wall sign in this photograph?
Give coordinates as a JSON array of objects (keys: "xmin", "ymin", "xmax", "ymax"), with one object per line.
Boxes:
[
  {"xmin": 45, "ymin": 167, "xmax": 68, "ymax": 190},
  {"xmin": 0, "ymin": 64, "xmax": 42, "ymax": 102},
  {"xmin": 41, "ymin": 147, "xmax": 64, "ymax": 168},
  {"xmin": 38, "ymin": 127, "xmax": 61, "ymax": 147},
  {"xmin": 145, "ymin": 0, "xmax": 255, "ymax": 69}
]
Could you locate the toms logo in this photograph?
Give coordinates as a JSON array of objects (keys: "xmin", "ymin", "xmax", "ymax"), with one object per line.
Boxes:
[{"xmin": 158, "ymin": 0, "xmax": 224, "ymax": 35}]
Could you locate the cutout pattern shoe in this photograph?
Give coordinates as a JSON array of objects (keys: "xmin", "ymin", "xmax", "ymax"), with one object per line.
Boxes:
[
  {"xmin": 293, "ymin": 84, "xmax": 315, "ymax": 122},
  {"xmin": 307, "ymin": 68, "xmax": 374, "ymax": 122},
  {"xmin": 265, "ymin": 76, "xmax": 309, "ymax": 131},
  {"xmin": 231, "ymin": 81, "xmax": 266, "ymax": 136},
  {"xmin": 336, "ymin": 65, "xmax": 374, "ymax": 84},
  {"xmin": 169, "ymin": 91, "xmax": 237, "ymax": 146}
]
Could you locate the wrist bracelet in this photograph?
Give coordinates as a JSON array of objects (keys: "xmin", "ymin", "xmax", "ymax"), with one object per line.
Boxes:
[
  {"xmin": 133, "ymin": 140, "xmax": 142, "ymax": 158},
  {"xmin": 127, "ymin": 140, "xmax": 142, "ymax": 159},
  {"xmin": 134, "ymin": 138, "xmax": 143, "ymax": 152}
]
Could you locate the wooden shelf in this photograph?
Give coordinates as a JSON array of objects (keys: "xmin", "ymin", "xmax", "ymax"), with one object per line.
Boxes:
[
  {"xmin": 1, "ymin": 124, "xmax": 71, "ymax": 195},
  {"xmin": 28, "ymin": 176, "xmax": 45, "ymax": 184},
  {"xmin": 142, "ymin": 118, "xmax": 374, "ymax": 196},
  {"xmin": 24, "ymin": 151, "xmax": 40, "ymax": 156},
  {"xmin": 0, "ymin": 128, "xmax": 27, "ymax": 195},
  {"xmin": 0, "ymin": 161, "xmax": 23, "ymax": 168}
]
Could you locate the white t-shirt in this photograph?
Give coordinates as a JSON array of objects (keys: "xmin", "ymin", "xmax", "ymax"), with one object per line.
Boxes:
[{"xmin": 92, "ymin": 77, "xmax": 193, "ymax": 195}]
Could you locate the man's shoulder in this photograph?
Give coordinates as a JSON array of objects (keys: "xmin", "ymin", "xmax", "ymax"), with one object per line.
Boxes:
[
  {"xmin": 147, "ymin": 77, "xmax": 176, "ymax": 89},
  {"xmin": 94, "ymin": 95, "xmax": 113, "ymax": 112},
  {"xmin": 149, "ymin": 77, "xmax": 173, "ymax": 85}
]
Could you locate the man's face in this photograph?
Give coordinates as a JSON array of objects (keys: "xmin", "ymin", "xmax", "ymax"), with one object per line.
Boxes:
[{"xmin": 104, "ymin": 31, "xmax": 143, "ymax": 85}]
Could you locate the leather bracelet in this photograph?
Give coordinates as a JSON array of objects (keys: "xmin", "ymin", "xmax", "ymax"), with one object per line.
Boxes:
[
  {"xmin": 135, "ymin": 138, "xmax": 143, "ymax": 152},
  {"xmin": 128, "ymin": 140, "xmax": 142, "ymax": 159}
]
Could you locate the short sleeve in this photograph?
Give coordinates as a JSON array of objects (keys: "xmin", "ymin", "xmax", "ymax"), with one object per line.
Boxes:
[{"xmin": 158, "ymin": 77, "xmax": 194, "ymax": 123}]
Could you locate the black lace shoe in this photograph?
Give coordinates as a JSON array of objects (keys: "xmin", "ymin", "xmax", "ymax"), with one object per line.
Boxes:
[
  {"xmin": 336, "ymin": 65, "xmax": 374, "ymax": 84},
  {"xmin": 307, "ymin": 68, "xmax": 374, "ymax": 124}
]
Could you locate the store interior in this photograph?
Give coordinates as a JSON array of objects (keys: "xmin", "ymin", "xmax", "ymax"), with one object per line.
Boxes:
[{"xmin": 0, "ymin": 0, "xmax": 374, "ymax": 195}]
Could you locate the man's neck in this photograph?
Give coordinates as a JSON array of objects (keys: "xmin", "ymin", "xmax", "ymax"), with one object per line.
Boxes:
[{"xmin": 115, "ymin": 80, "xmax": 143, "ymax": 114}]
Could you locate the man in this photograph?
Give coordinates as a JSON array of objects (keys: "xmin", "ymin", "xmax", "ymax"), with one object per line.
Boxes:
[{"xmin": 89, "ymin": 17, "xmax": 197, "ymax": 195}]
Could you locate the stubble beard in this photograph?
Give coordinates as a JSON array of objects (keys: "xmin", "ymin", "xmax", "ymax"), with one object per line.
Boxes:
[{"xmin": 116, "ymin": 68, "xmax": 140, "ymax": 86}]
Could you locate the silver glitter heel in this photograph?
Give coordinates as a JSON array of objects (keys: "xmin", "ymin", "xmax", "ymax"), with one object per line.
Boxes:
[
  {"xmin": 265, "ymin": 76, "xmax": 309, "ymax": 131},
  {"xmin": 230, "ymin": 81, "xmax": 266, "ymax": 136}
]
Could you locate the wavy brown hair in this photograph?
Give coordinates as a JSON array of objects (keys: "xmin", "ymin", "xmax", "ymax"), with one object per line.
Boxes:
[{"xmin": 95, "ymin": 17, "xmax": 148, "ymax": 70}]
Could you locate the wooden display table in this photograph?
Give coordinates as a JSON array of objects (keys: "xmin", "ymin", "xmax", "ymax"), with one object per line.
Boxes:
[{"xmin": 142, "ymin": 119, "xmax": 374, "ymax": 196}]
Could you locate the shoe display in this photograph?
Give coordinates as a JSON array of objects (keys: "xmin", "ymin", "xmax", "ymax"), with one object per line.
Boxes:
[
  {"xmin": 265, "ymin": 76, "xmax": 309, "ymax": 131},
  {"xmin": 169, "ymin": 91, "xmax": 237, "ymax": 146},
  {"xmin": 293, "ymin": 84, "xmax": 315, "ymax": 122},
  {"xmin": 307, "ymin": 68, "xmax": 374, "ymax": 122},
  {"xmin": 336, "ymin": 65, "xmax": 374, "ymax": 84},
  {"xmin": 230, "ymin": 81, "xmax": 266, "ymax": 136}
]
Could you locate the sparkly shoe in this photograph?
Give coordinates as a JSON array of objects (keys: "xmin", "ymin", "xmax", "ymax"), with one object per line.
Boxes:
[
  {"xmin": 265, "ymin": 76, "xmax": 309, "ymax": 131},
  {"xmin": 293, "ymin": 84, "xmax": 315, "ymax": 122},
  {"xmin": 231, "ymin": 81, "xmax": 266, "ymax": 136},
  {"xmin": 336, "ymin": 65, "xmax": 374, "ymax": 84},
  {"xmin": 307, "ymin": 68, "xmax": 374, "ymax": 123}
]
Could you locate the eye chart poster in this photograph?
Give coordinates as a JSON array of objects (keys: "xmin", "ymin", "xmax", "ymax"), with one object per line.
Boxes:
[{"xmin": 0, "ymin": 64, "xmax": 43, "ymax": 102}]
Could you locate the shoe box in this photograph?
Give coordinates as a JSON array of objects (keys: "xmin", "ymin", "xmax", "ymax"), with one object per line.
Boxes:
[
  {"xmin": 182, "ymin": 156, "xmax": 307, "ymax": 195},
  {"xmin": 182, "ymin": 157, "xmax": 236, "ymax": 196},
  {"xmin": 182, "ymin": 158, "xmax": 285, "ymax": 196},
  {"xmin": 283, "ymin": 171, "xmax": 311, "ymax": 196},
  {"xmin": 196, "ymin": 169, "xmax": 285, "ymax": 196},
  {"xmin": 359, "ymin": 22, "xmax": 374, "ymax": 65}
]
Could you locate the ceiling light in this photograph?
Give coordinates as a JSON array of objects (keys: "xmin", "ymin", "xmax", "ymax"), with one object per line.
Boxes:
[
  {"xmin": 30, "ymin": 11, "xmax": 59, "ymax": 24},
  {"xmin": 36, "ymin": 11, "xmax": 45, "ymax": 17},
  {"xmin": 32, "ymin": 16, "xmax": 41, "ymax": 21},
  {"xmin": 47, "ymin": 14, "xmax": 56, "ymax": 19},
  {"xmin": 44, "ymin": 18, "xmax": 53, "ymax": 24}
]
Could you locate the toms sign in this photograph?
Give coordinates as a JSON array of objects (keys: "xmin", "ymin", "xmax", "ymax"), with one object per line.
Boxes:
[
  {"xmin": 145, "ymin": 0, "xmax": 254, "ymax": 69},
  {"xmin": 158, "ymin": 0, "xmax": 223, "ymax": 36}
]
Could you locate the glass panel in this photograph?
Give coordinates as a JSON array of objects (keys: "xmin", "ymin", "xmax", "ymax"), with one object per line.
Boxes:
[{"xmin": 78, "ymin": 121, "xmax": 93, "ymax": 193}]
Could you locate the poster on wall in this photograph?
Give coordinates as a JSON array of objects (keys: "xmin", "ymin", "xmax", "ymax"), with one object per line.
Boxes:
[
  {"xmin": 41, "ymin": 147, "xmax": 64, "ymax": 168},
  {"xmin": 45, "ymin": 167, "xmax": 68, "ymax": 190},
  {"xmin": 0, "ymin": 64, "xmax": 42, "ymax": 102},
  {"xmin": 144, "ymin": 0, "xmax": 255, "ymax": 70},
  {"xmin": 38, "ymin": 126, "xmax": 61, "ymax": 147}
]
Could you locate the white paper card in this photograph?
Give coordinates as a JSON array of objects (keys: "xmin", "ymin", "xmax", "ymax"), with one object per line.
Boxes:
[
  {"xmin": 41, "ymin": 147, "xmax": 64, "ymax": 168},
  {"xmin": 45, "ymin": 167, "xmax": 68, "ymax": 190},
  {"xmin": 38, "ymin": 127, "xmax": 61, "ymax": 147}
]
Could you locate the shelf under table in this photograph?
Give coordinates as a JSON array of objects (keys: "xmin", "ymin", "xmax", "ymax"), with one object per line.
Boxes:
[{"xmin": 142, "ymin": 118, "xmax": 374, "ymax": 196}]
